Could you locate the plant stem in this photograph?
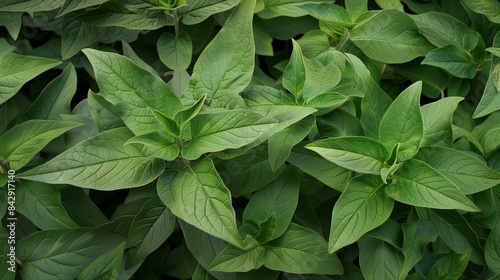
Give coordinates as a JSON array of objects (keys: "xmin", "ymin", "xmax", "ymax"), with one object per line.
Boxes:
[{"xmin": 336, "ymin": 31, "xmax": 350, "ymax": 51}]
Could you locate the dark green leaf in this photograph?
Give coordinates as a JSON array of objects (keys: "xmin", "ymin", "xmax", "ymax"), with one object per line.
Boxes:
[
  {"xmin": 358, "ymin": 235, "xmax": 404, "ymax": 280},
  {"xmin": 77, "ymin": 242, "xmax": 125, "ymax": 280},
  {"xmin": 427, "ymin": 251, "xmax": 471, "ymax": 280}
]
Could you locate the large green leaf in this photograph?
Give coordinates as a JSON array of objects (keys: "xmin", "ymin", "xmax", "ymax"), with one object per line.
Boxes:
[
  {"xmin": 485, "ymin": 222, "xmax": 500, "ymax": 273},
  {"xmin": 306, "ymin": 136, "xmax": 389, "ymax": 175},
  {"xmin": 420, "ymin": 97, "xmax": 463, "ymax": 147},
  {"xmin": 182, "ymin": 109, "xmax": 277, "ymax": 160},
  {"xmin": 17, "ymin": 228, "xmax": 128, "ymax": 280},
  {"xmin": 358, "ymin": 235, "xmax": 404, "ymax": 280},
  {"xmin": 82, "ymin": 49, "xmax": 182, "ymax": 136},
  {"xmin": 412, "ymin": 12, "xmax": 478, "ymax": 51},
  {"xmin": 387, "ymin": 159, "xmax": 479, "ymax": 212},
  {"xmin": 415, "ymin": 146, "xmax": 500, "ymax": 194},
  {"xmin": 422, "ymin": 45, "xmax": 477, "ymax": 79},
  {"xmin": 183, "ymin": 0, "xmax": 255, "ymax": 108},
  {"xmin": 77, "ymin": 242, "xmax": 125, "ymax": 280},
  {"xmin": 209, "ymin": 245, "xmax": 265, "ymax": 272},
  {"xmin": 157, "ymin": 31, "xmax": 192, "ymax": 70},
  {"xmin": 329, "ymin": 175, "xmax": 394, "ymax": 253},
  {"xmin": 264, "ymin": 223, "xmax": 343, "ymax": 275},
  {"xmin": 400, "ymin": 220, "xmax": 438, "ymax": 278},
  {"xmin": 0, "ymin": 53, "xmax": 61, "ymax": 105},
  {"xmin": 0, "ymin": 120, "xmax": 81, "ymax": 170},
  {"xmin": 242, "ymin": 166, "xmax": 300, "ymax": 244},
  {"xmin": 350, "ymin": 9, "xmax": 434, "ymax": 63},
  {"xmin": 177, "ymin": 0, "xmax": 239, "ymax": 25},
  {"xmin": 427, "ymin": 252, "xmax": 470, "ymax": 280},
  {"xmin": 16, "ymin": 181, "xmax": 78, "ymax": 230},
  {"xmin": 157, "ymin": 158, "xmax": 243, "ymax": 248},
  {"xmin": 19, "ymin": 127, "xmax": 164, "ymax": 190},
  {"xmin": 379, "ymin": 82, "xmax": 423, "ymax": 161},
  {"xmin": 258, "ymin": 0, "xmax": 331, "ymax": 19},
  {"xmin": 462, "ymin": 0, "xmax": 500, "ymax": 24}
]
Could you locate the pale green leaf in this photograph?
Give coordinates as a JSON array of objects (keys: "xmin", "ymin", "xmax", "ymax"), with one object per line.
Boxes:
[
  {"xmin": 485, "ymin": 222, "xmax": 500, "ymax": 273},
  {"xmin": 345, "ymin": 0, "xmax": 367, "ymax": 20},
  {"xmin": 0, "ymin": 53, "xmax": 61, "ymax": 105},
  {"xmin": 329, "ymin": 175, "xmax": 394, "ymax": 253},
  {"xmin": 299, "ymin": 3, "xmax": 353, "ymax": 27},
  {"xmin": 264, "ymin": 223, "xmax": 343, "ymax": 275},
  {"xmin": 157, "ymin": 158, "xmax": 243, "ymax": 248},
  {"xmin": 415, "ymin": 146, "xmax": 500, "ymax": 194},
  {"xmin": 19, "ymin": 127, "xmax": 165, "ymax": 190},
  {"xmin": 209, "ymin": 245, "xmax": 265, "ymax": 272},
  {"xmin": 350, "ymin": 9, "xmax": 434, "ymax": 63},
  {"xmin": 463, "ymin": 0, "xmax": 500, "ymax": 24},
  {"xmin": 77, "ymin": 242, "xmax": 125, "ymax": 280},
  {"xmin": 412, "ymin": 12, "xmax": 478, "ymax": 51},
  {"xmin": 0, "ymin": 120, "xmax": 81, "ymax": 170},
  {"xmin": 16, "ymin": 180, "xmax": 78, "ymax": 230},
  {"xmin": 420, "ymin": 97, "xmax": 463, "ymax": 147},
  {"xmin": 387, "ymin": 159, "xmax": 479, "ymax": 212},
  {"xmin": 258, "ymin": 0, "xmax": 331, "ymax": 19},
  {"xmin": 182, "ymin": 109, "xmax": 277, "ymax": 160},
  {"xmin": 422, "ymin": 45, "xmax": 477, "ymax": 79},
  {"xmin": 82, "ymin": 48, "xmax": 182, "ymax": 135},
  {"xmin": 174, "ymin": 94, "xmax": 206, "ymax": 126},
  {"xmin": 18, "ymin": 63, "xmax": 77, "ymax": 122},
  {"xmin": 306, "ymin": 136, "xmax": 389, "ymax": 175},
  {"xmin": 283, "ymin": 39, "xmax": 306, "ymax": 99},
  {"xmin": 242, "ymin": 166, "xmax": 300, "ymax": 243},
  {"xmin": 178, "ymin": 0, "xmax": 239, "ymax": 25},
  {"xmin": 358, "ymin": 236, "xmax": 404, "ymax": 280},
  {"xmin": 126, "ymin": 131, "xmax": 179, "ymax": 161},
  {"xmin": 379, "ymin": 82, "xmax": 423, "ymax": 161},
  {"xmin": 157, "ymin": 31, "xmax": 192, "ymax": 70},
  {"xmin": 427, "ymin": 251, "xmax": 471, "ymax": 280},
  {"xmin": 17, "ymin": 228, "xmax": 128, "ymax": 280},
  {"xmin": 183, "ymin": 0, "xmax": 255, "ymax": 108}
]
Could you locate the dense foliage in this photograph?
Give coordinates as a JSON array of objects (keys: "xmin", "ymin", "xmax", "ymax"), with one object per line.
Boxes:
[{"xmin": 1, "ymin": 0, "xmax": 500, "ymax": 279}]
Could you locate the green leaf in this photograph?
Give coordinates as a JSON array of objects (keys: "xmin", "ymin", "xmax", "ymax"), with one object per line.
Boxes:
[
  {"xmin": 258, "ymin": 0, "xmax": 331, "ymax": 19},
  {"xmin": 472, "ymin": 112, "xmax": 500, "ymax": 156},
  {"xmin": 82, "ymin": 48, "xmax": 182, "ymax": 136},
  {"xmin": 177, "ymin": 0, "xmax": 239, "ymax": 25},
  {"xmin": 375, "ymin": 0, "xmax": 404, "ymax": 10},
  {"xmin": 19, "ymin": 127, "xmax": 165, "ymax": 190},
  {"xmin": 391, "ymin": 61, "xmax": 449, "ymax": 99},
  {"xmin": 268, "ymin": 115, "xmax": 314, "ymax": 171},
  {"xmin": 264, "ymin": 223, "xmax": 343, "ymax": 275},
  {"xmin": 473, "ymin": 33, "xmax": 500, "ymax": 118},
  {"xmin": 288, "ymin": 142, "xmax": 352, "ymax": 192},
  {"xmin": 452, "ymin": 125, "xmax": 484, "ymax": 154},
  {"xmin": 151, "ymin": 109, "xmax": 180, "ymax": 136},
  {"xmin": 57, "ymin": 0, "xmax": 109, "ymax": 17},
  {"xmin": 242, "ymin": 166, "xmax": 300, "ymax": 243},
  {"xmin": 283, "ymin": 39, "xmax": 306, "ymax": 99},
  {"xmin": 16, "ymin": 181, "xmax": 78, "ymax": 230},
  {"xmin": 430, "ymin": 210, "xmax": 484, "ymax": 265},
  {"xmin": 301, "ymin": 57, "xmax": 342, "ymax": 101},
  {"xmin": 77, "ymin": 242, "xmax": 125, "ymax": 280},
  {"xmin": 346, "ymin": 53, "xmax": 392, "ymax": 139},
  {"xmin": 415, "ymin": 146, "xmax": 500, "ymax": 194},
  {"xmin": 174, "ymin": 94, "xmax": 206, "ymax": 126},
  {"xmin": 0, "ymin": 120, "xmax": 81, "ymax": 170},
  {"xmin": 87, "ymin": 90, "xmax": 124, "ymax": 132},
  {"xmin": 127, "ymin": 196, "xmax": 175, "ymax": 266},
  {"xmin": 400, "ymin": 220, "xmax": 438, "ymax": 278},
  {"xmin": 61, "ymin": 16, "xmax": 103, "ymax": 60},
  {"xmin": 422, "ymin": 45, "xmax": 477, "ymax": 79},
  {"xmin": 412, "ymin": 12, "xmax": 478, "ymax": 51},
  {"xmin": 183, "ymin": 0, "xmax": 255, "ymax": 108},
  {"xmin": 329, "ymin": 175, "xmax": 394, "ymax": 253},
  {"xmin": 358, "ymin": 235, "xmax": 404, "ymax": 280},
  {"xmin": 299, "ymin": 3, "xmax": 353, "ymax": 28},
  {"xmin": 157, "ymin": 31, "xmax": 192, "ymax": 70},
  {"xmin": 17, "ymin": 228, "xmax": 128, "ymax": 280},
  {"xmin": 420, "ymin": 97, "xmax": 463, "ymax": 147},
  {"xmin": 427, "ymin": 251, "xmax": 471, "ymax": 280},
  {"xmin": 60, "ymin": 186, "xmax": 109, "ymax": 227},
  {"xmin": 350, "ymin": 9, "xmax": 434, "ymax": 63},
  {"xmin": 209, "ymin": 245, "xmax": 265, "ymax": 272},
  {"xmin": 121, "ymin": 40, "xmax": 159, "ymax": 75},
  {"xmin": 126, "ymin": 131, "xmax": 179, "ymax": 161},
  {"xmin": 345, "ymin": 0, "xmax": 367, "ymax": 20},
  {"xmin": 485, "ymin": 222, "xmax": 500, "ymax": 273},
  {"xmin": 18, "ymin": 63, "xmax": 77, "ymax": 122},
  {"xmin": 157, "ymin": 157, "xmax": 243, "ymax": 248},
  {"xmin": 387, "ymin": 159, "xmax": 479, "ymax": 212},
  {"xmin": 182, "ymin": 109, "xmax": 277, "ymax": 160},
  {"xmin": 0, "ymin": 12, "xmax": 21, "ymax": 40},
  {"xmin": 379, "ymin": 82, "xmax": 423, "ymax": 161},
  {"xmin": 462, "ymin": 0, "xmax": 500, "ymax": 24},
  {"xmin": 0, "ymin": 53, "xmax": 61, "ymax": 105},
  {"xmin": 306, "ymin": 136, "xmax": 389, "ymax": 175},
  {"xmin": 0, "ymin": 0, "xmax": 64, "ymax": 13}
]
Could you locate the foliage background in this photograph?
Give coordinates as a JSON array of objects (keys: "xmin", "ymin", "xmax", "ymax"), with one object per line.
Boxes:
[{"xmin": 0, "ymin": 0, "xmax": 500, "ymax": 279}]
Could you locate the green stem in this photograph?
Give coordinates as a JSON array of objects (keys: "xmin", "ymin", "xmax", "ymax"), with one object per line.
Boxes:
[{"xmin": 336, "ymin": 31, "xmax": 350, "ymax": 51}]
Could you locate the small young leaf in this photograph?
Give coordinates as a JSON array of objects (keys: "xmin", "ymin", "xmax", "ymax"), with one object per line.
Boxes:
[
  {"xmin": 350, "ymin": 9, "xmax": 434, "ymax": 63},
  {"xmin": 209, "ymin": 245, "xmax": 265, "ymax": 272},
  {"xmin": 264, "ymin": 223, "xmax": 343, "ymax": 275},
  {"xmin": 126, "ymin": 131, "xmax": 179, "ymax": 161},
  {"xmin": 157, "ymin": 158, "xmax": 243, "ymax": 248},
  {"xmin": 422, "ymin": 45, "xmax": 477, "ymax": 79},
  {"xmin": 282, "ymin": 39, "xmax": 306, "ymax": 100},
  {"xmin": 151, "ymin": 109, "xmax": 180, "ymax": 136},
  {"xmin": 158, "ymin": 31, "xmax": 192, "ymax": 70},
  {"xmin": 0, "ymin": 120, "xmax": 81, "ymax": 170},
  {"xmin": 0, "ymin": 53, "xmax": 61, "ymax": 105},
  {"xmin": 379, "ymin": 82, "xmax": 423, "ymax": 161},
  {"xmin": 19, "ymin": 127, "xmax": 165, "ymax": 190},
  {"xmin": 306, "ymin": 136, "xmax": 389, "ymax": 175},
  {"xmin": 387, "ymin": 159, "xmax": 479, "ymax": 212},
  {"xmin": 329, "ymin": 175, "xmax": 394, "ymax": 253},
  {"xmin": 174, "ymin": 94, "xmax": 206, "ymax": 126},
  {"xmin": 77, "ymin": 242, "xmax": 125, "ymax": 280},
  {"xmin": 427, "ymin": 251, "xmax": 471, "ymax": 280}
]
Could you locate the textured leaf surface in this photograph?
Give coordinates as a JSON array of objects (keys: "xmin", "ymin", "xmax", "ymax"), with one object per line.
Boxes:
[
  {"xmin": 178, "ymin": 0, "xmax": 239, "ymax": 25},
  {"xmin": 157, "ymin": 32, "xmax": 192, "ymax": 70},
  {"xmin": 209, "ymin": 245, "xmax": 265, "ymax": 272},
  {"xmin": 157, "ymin": 158, "xmax": 243, "ymax": 248},
  {"xmin": 283, "ymin": 40, "xmax": 306, "ymax": 99},
  {"xmin": 77, "ymin": 242, "xmax": 125, "ymax": 280},
  {"xmin": 472, "ymin": 112, "xmax": 500, "ymax": 156},
  {"xmin": 358, "ymin": 236, "xmax": 404, "ymax": 280},
  {"xmin": 427, "ymin": 252, "xmax": 470, "ymax": 280},
  {"xmin": 422, "ymin": 45, "xmax": 477, "ymax": 79},
  {"xmin": 485, "ymin": 222, "xmax": 500, "ymax": 273},
  {"xmin": 258, "ymin": 0, "xmax": 331, "ymax": 19},
  {"xmin": 19, "ymin": 127, "xmax": 165, "ymax": 190},
  {"xmin": 463, "ymin": 0, "xmax": 500, "ymax": 24},
  {"xmin": 387, "ymin": 159, "xmax": 479, "ymax": 212},
  {"xmin": 329, "ymin": 175, "xmax": 394, "ymax": 253},
  {"xmin": 420, "ymin": 97, "xmax": 463, "ymax": 147}
]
